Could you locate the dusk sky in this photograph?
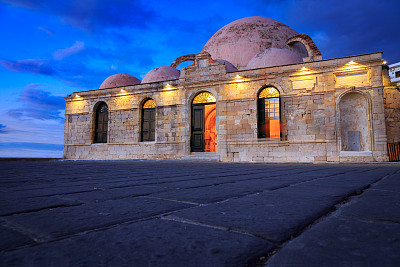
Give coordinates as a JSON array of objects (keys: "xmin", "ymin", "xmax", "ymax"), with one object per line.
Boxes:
[{"xmin": 0, "ymin": 0, "xmax": 399, "ymax": 158}]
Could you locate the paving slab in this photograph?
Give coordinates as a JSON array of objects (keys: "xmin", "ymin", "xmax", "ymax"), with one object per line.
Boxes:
[
  {"xmin": 372, "ymin": 171, "xmax": 400, "ymax": 193},
  {"xmin": 0, "ymin": 219, "xmax": 274, "ymax": 266},
  {"xmin": 56, "ymin": 185, "xmax": 166, "ymax": 203},
  {"xmin": 169, "ymin": 188, "xmax": 343, "ymax": 243},
  {"xmin": 0, "ymin": 160, "xmax": 399, "ymax": 266},
  {"xmin": 0, "ymin": 195, "xmax": 82, "ymax": 216},
  {"xmin": 266, "ymin": 216, "xmax": 400, "ymax": 266},
  {"xmin": 150, "ymin": 183, "xmax": 263, "ymax": 204},
  {"xmin": 338, "ymin": 189, "xmax": 400, "ymax": 223},
  {"xmin": 0, "ymin": 224, "xmax": 34, "ymax": 251},
  {"xmin": 4, "ymin": 196, "xmax": 194, "ymax": 240}
]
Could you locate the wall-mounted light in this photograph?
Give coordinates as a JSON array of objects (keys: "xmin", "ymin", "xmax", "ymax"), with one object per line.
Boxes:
[
  {"xmin": 233, "ymin": 74, "xmax": 246, "ymax": 83},
  {"xmin": 293, "ymin": 66, "xmax": 314, "ymax": 76},
  {"xmin": 73, "ymin": 94, "xmax": 82, "ymax": 100},
  {"xmin": 342, "ymin": 60, "xmax": 363, "ymax": 72},
  {"xmin": 163, "ymin": 83, "xmax": 177, "ymax": 91},
  {"xmin": 117, "ymin": 88, "xmax": 128, "ymax": 96}
]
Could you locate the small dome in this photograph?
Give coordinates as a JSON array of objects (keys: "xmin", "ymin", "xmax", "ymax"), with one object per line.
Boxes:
[
  {"xmin": 100, "ymin": 74, "xmax": 141, "ymax": 89},
  {"xmin": 202, "ymin": 16, "xmax": 298, "ymax": 69},
  {"xmin": 142, "ymin": 66, "xmax": 180, "ymax": 83},
  {"xmin": 245, "ymin": 48, "xmax": 303, "ymax": 70},
  {"xmin": 214, "ymin": 59, "xmax": 238, "ymax": 73}
]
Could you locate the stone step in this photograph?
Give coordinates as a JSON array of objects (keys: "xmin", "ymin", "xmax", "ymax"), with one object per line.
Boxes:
[{"xmin": 181, "ymin": 152, "xmax": 220, "ymax": 162}]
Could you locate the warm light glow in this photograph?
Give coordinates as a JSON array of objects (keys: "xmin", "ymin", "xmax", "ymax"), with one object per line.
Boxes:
[
  {"xmin": 340, "ymin": 60, "xmax": 366, "ymax": 72},
  {"xmin": 259, "ymin": 87, "xmax": 279, "ymax": 98},
  {"xmin": 193, "ymin": 92, "xmax": 216, "ymax": 104},
  {"xmin": 67, "ymin": 99, "xmax": 86, "ymax": 114},
  {"xmin": 204, "ymin": 104, "xmax": 217, "ymax": 152},
  {"xmin": 117, "ymin": 89, "xmax": 128, "ymax": 96},
  {"xmin": 73, "ymin": 94, "xmax": 83, "ymax": 101},
  {"xmin": 164, "ymin": 83, "xmax": 176, "ymax": 90},
  {"xmin": 233, "ymin": 74, "xmax": 245, "ymax": 83},
  {"xmin": 143, "ymin": 99, "xmax": 156, "ymax": 109},
  {"xmin": 292, "ymin": 66, "xmax": 316, "ymax": 76},
  {"xmin": 382, "ymin": 60, "xmax": 387, "ymax": 65}
]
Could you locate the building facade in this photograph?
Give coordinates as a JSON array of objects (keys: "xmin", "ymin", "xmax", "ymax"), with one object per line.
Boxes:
[
  {"xmin": 389, "ymin": 62, "xmax": 400, "ymax": 86},
  {"xmin": 64, "ymin": 17, "xmax": 400, "ymax": 162}
]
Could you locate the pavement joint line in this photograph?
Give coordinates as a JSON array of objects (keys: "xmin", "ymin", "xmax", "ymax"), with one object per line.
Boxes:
[
  {"xmin": 259, "ymin": 168, "xmax": 400, "ymax": 265},
  {"xmin": 142, "ymin": 195, "xmax": 201, "ymax": 206},
  {"xmin": 116, "ymin": 168, "xmax": 354, "ymax": 193},
  {"xmin": 161, "ymin": 215, "xmax": 277, "ymax": 243},
  {"xmin": 0, "ymin": 203, "xmax": 85, "ymax": 217},
  {"xmin": 1, "ymin": 218, "xmax": 45, "ymax": 243},
  {"xmin": 368, "ymin": 188, "xmax": 400, "ymax": 194},
  {"xmin": 0, "ymin": 205, "xmax": 200, "ymax": 254},
  {"xmin": 0, "ymin": 215, "xmax": 163, "ymax": 253},
  {"xmin": 337, "ymin": 214, "xmax": 400, "ymax": 225},
  {"xmin": 140, "ymin": 171, "xmax": 354, "ymax": 207}
]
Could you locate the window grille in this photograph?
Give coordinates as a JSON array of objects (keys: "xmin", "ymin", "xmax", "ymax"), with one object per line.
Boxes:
[
  {"xmin": 258, "ymin": 87, "xmax": 280, "ymax": 139},
  {"xmin": 141, "ymin": 99, "xmax": 156, "ymax": 141},
  {"xmin": 94, "ymin": 102, "xmax": 108, "ymax": 143}
]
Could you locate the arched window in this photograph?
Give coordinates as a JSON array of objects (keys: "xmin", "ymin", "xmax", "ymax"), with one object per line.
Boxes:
[
  {"xmin": 257, "ymin": 87, "xmax": 280, "ymax": 139},
  {"xmin": 141, "ymin": 99, "xmax": 156, "ymax": 142},
  {"xmin": 94, "ymin": 102, "xmax": 108, "ymax": 143},
  {"xmin": 192, "ymin": 91, "xmax": 216, "ymax": 104}
]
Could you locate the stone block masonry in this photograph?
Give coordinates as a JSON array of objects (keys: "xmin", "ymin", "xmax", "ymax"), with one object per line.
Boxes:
[{"xmin": 64, "ymin": 52, "xmax": 395, "ymax": 162}]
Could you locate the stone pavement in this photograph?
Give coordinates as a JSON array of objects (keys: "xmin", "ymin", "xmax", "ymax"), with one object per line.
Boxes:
[{"xmin": 0, "ymin": 160, "xmax": 399, "ymax": 266}]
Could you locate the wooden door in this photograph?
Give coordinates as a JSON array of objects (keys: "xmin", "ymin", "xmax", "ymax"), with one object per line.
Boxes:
[{"xmin": 191, "ymin": 105, "xmax": 204, "ymax": 152}]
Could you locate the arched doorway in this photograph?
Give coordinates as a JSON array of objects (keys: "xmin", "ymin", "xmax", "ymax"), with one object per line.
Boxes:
[{"xmin": 191, "ymin": 91, "xmax": 217, "ymax": 152}]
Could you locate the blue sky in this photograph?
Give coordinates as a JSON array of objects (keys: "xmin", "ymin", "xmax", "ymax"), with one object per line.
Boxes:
[{"xmin": 0, "ymin": 0, "xmax": 399, "ymax": 158}]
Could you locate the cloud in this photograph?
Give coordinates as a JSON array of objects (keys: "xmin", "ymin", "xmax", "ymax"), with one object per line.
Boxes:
[
  {"xmin": 8, "ymin": 84, "xmax": 65, "ymax": 121},
  {"xmin": 38, "ymin": 26, "xmax": 55, "ymax": 36},
  {"xmin": 0, "ymin": 142, "xmax": 63, "ymax": 151},
  {"xmin": 0, "ymin": 142, "xmax": 63, "ymax": 158},
  {"xmin": 0, "ymin": 58, "xmax": 56, "ymax": 75},
  {"xmin": 0, "ymin": 40, "xmax": 156, "ymax": 89},
  {"xmin": 281, "ymin": 0, "xmax": 400, "ymax": 62},
  {"xmin": 53, "ymin": 41, "xmax": 85, "ymax": 60},
  {"xmin": 2, "ymin": 0, "xmax": 157, "ymax": 32},
  {"xmin": 0, "ymin": 124, "xmax": 7, "ymax": 133}
]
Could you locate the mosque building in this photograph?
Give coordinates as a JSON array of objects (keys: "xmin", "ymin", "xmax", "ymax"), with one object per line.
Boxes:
[{"xmin": 63, "ymin": 16, "xmax": 400, "ymax": 162}]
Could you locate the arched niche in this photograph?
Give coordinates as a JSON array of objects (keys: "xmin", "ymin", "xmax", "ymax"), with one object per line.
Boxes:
[{"xmin": 339, "ymin": 91, "xmax": 371, "ymax": 151}]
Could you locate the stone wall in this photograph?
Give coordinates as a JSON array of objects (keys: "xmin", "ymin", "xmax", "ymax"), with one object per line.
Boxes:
[
  {"xmin": 64, "ymin": 52, "xmax": 389, "ymax": 162},
  {"xmin": 384, "ymin": 87, "xmax": 400, "ymax": 143}
]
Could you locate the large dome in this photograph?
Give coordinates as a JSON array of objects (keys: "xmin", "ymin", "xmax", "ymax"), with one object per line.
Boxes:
[
  {"xmin": 246, "ymin": 48, "xmax": 303, "ymax": 70},
  {"xmin": 100, "ymin": 74, "xmax": 141, "ymax": 89},
  {"xmin": 142, "ymin": 66, "xmax": 180, "ymax": 84},
  {"xmin": 202, "ymin": 16, "xmax": 298, "ymax": 69}
]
